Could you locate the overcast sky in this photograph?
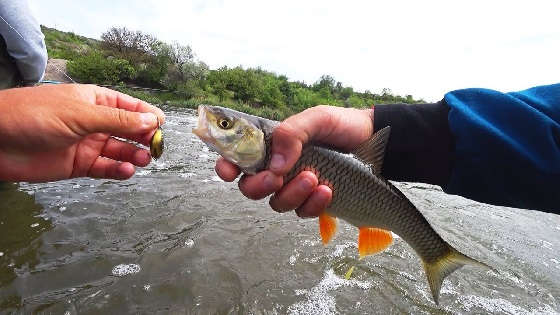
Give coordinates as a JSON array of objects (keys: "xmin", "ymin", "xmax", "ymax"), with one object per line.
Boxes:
[{"xmin": 28, "ymin": 0, "xmax": 559, "ymax": 101}]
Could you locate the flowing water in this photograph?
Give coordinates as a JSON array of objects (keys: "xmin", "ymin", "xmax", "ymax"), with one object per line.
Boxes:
[{"xmin": 1, "ymin": 107, "xmax": 559, "ymax": 314}]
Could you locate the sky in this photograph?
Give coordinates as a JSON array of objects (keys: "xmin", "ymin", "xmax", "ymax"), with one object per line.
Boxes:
[{"xmin": 28, "ymin": 0, "xmax": 560, "ymax": 101}]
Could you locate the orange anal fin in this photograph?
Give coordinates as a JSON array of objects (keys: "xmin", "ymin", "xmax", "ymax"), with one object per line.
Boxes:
[
  {"xmin": 319, "ymin": 213, "xmax": 337, "ymax": 245},
  {"xmin": 358, "ymin": 227, "xmax": 393, "ymax": 258}
]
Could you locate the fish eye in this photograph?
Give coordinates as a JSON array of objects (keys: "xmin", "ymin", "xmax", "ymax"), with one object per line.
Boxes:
[{"xmin": 218, "ymin": 118, "xmax": 233, "ymax": 129}]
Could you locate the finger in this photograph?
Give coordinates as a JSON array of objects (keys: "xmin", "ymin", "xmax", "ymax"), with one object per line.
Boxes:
[
  {"xmin": 269, "ymin": 106, "xmax": 373, "ymax": 175},
  {"xmin": 73, "ymin": 105, "xmax": 159, "ymax": 137},
  {"xmin": 238, "ymin": 171, "xmax": 283, "ymax": 200},
  {"xmin": 110, "ymin": 129, "xmax": 155, "ymax": 147},
  {"xmin": 91, "ymin": 85, "xmax": 166, "ymax": 124},
  {"xmin": 295, "ymin": 185, "xmax": 332, "ymax": 218},
  {"xmin": 101, "ymin": 137, "xmax": 152, "ymax": 167},
  {"xmin": 87, "ymin": 157, "xmax": 136, "ymax": 180},
  {"xmin": 215, "ymin": 157, "xmax": 241, "ymax": 182},
  {"xmin": 268, "ymin": 106, "xmax": 342, "ymax": 175},
  {"xmin": 269, "ymin": 171, "xmax": 318, "ymax": 212}
]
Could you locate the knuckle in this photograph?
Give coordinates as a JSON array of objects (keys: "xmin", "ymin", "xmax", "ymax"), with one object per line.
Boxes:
[
  {"xmin": 274, "ymin": 123, "xmax": 295, "ymax": 139},
  {"xmin": 116, "ymin": 108, "xmax": 130, "ymax": 127}
]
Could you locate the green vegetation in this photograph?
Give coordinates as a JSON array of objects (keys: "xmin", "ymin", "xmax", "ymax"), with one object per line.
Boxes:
[{"xmin": 42, "ymin": 26, "xmax": 424, "ymax": 119}]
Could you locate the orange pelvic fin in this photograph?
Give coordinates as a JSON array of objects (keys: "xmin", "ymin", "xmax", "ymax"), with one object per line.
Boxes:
[
  {"xmin": 319, "ymin": 213, "xmax": 337, "ymax": 245},
  {"xmin": 358, "ymin": 227, "xmax": 393, "ymax": 258}
]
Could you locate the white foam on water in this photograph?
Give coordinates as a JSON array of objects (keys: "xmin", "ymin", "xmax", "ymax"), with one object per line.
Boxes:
[
  {"xmin": 287, "ymin": 269, "xmax": 372, "ymax": 315},
  {"xmin": 458, "ymin": 295, "xmax": 558, "ymax": 315},
  {"xmin": 153, "ymin": 160, "xmax": 166, "ymax": 169},
  {"xmin": 331, "ymin": 242, "xmax": 355, "ymax": 258},
  {"xmin": 30, "ymin": 223, "xmax": 39, "ymax": 228},
  {"xmin": 59, "ymin": 206, "xmax": 67, "ymax": 212},
  {"xmin": 180, "ymin": 172, "xmax": 196, "ymax": 178},
  {"xmin": 143, "ymin": 284, "xmax": 151, "ymax": 291},
  {"xmin": 289, "ymin": 249, "xmax": 300, "ymax": 265},
  {"xmin": 398, "ymin": 271, "xmax": 417, "ymax": 281},
  {"xmin": 302, "ymin": 239, "xmax": 320, "ymax": 247},
  {"xmin": 111, "ymin": 264, "xmax": 141, "ymax": 277},
  {"xmin": 136, "ymin": 170, "xmax": 152, "ymax": 176},
  {"xmin": 542, "ymin": 240, "xmax": 553, "ymax": 250},
  {"xmin": 414, "ymin": 282, "xmax": 433, "ymax": 302},
  {"xmin": 289, "ymin": 255, "xmax": 297, "ymax": 265},
  {"xmin": 0, "ymin": 252, "xmax": 4, "ymax": 257},
  {"xmin": 497, "ymin": 270, "xmax": 524, "ymax": 286},
  {"xmin": 211, "ymin": 176, "xmax": 223, "ymax": 182},
  {"xmin": 184, "ymin": 239, "xmax": 194, "ymax": 248}
]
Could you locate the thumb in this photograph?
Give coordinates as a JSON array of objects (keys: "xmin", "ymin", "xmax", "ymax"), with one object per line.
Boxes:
[
  {"xmin": 74, "ymin": 105, "xmax": 158, "ymax": 136},
  {"xmin": 268, "ymin": 106, "xmax": 336, "ymax": 175},
  {"xmin": 268, "ymin": 105, "xmax": 373, "ymax": 175}
]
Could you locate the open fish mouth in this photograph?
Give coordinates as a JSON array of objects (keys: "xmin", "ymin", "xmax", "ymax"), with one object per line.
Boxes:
[{"xmin": 192, "ymin": 105, "xmax": 211, "ymax": 142}]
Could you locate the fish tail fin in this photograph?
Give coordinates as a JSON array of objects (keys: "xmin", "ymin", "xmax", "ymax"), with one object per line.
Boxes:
[{"xmin": 423, "ymin": 246, "xmax": 492, "ymax": 305}]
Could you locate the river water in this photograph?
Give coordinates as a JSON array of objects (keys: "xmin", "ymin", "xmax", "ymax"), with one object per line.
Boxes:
[{"xmin": 1, "ymin": 107, "xmax": 559, "ymax": 314}]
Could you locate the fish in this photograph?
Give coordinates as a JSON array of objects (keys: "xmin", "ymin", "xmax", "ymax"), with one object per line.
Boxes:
[{"xmin": 192, "ymin": 105, "xmax": 491, "ymax": 304}]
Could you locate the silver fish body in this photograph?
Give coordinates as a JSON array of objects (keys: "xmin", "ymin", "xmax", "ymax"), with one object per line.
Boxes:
[{"xmin": 287, "ymin": 145, "xmax": 450, "ymax": 264}]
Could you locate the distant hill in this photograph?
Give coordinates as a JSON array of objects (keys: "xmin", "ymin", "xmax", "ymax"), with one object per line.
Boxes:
[{"xmin": 41, "ymin": 26, "xmax": 99, "ymax": 61}]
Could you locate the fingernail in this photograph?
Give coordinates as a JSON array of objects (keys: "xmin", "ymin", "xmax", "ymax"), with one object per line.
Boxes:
[
  {"xmin": 269, "ymin": 154, "xmax": 285, "ymax": 172},
  {"xmin": 140, "ymin": 113, "xmax": 157, "ymax": 128}
]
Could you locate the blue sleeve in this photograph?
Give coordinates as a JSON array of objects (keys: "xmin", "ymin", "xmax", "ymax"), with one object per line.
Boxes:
[
  {"xmin": 444, "ymin": 83, "xmax": 560, "ymax": 212},
  {"xmin": 0, "ymin": 0, "xmax": 47, "ymax": 83}
]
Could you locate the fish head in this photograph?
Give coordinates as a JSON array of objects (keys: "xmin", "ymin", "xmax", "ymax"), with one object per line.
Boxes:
[{"xmin": 192, "ymin": 105, "xmax": 268, "ymax": 173}]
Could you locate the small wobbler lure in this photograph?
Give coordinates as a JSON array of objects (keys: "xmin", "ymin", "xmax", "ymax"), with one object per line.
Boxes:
[{"xmin": 150, "ymin": 118, "xmax": 164, "ymax": 159}]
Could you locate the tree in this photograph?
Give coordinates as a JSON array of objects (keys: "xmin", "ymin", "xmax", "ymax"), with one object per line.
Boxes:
[
  {"xmin": 313, "ymin": 75, "xmax": 336, "ymax": 94},
  {"xmin": 340, "ymin": 86, "xmax": 354, "ymax": 99},
  {"xmin": 100, "ymin": 27, "xmax": 160, "ymax": 64}
]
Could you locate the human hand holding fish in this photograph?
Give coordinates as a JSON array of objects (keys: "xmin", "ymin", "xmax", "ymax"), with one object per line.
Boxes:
[
  {"xmin": 215, "ymin": 105, "xmax": 374, "ymax": 217},
  {"xmin": 194, "ymin": 104, "xmax": 492, "ymax": 304}
]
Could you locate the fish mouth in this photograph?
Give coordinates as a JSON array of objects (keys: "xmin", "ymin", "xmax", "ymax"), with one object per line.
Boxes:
[{"xmin": 192, "ymin": 105, "xmax": 211, "ymax": 142}]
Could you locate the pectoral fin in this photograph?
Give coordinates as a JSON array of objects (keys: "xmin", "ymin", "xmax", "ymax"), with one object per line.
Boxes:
[
  {"xmin": 319, "ymin": 213, "xmax": 337, "ymax": 245},
  {"xmin": 358, "ymin": 227, "xmax": 393, "ymax": 258}
]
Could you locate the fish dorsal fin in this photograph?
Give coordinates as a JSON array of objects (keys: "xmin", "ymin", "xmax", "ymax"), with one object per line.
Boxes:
[
  {"xmin": 319, "ymin": 213, "xmax": 337, "ymax": 245},
  {"xmin": 358, "ymin": 227, "xmax": 393, "ymax": 258},
  {"xmin": 351, "ymin": 126, "xmax": 391, "ymax": 175}
]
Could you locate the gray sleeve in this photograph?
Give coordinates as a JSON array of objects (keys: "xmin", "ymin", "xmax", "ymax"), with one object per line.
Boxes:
[{"xmin": 0, "ymin": 0, "xmax": 47, "ymax": 83}]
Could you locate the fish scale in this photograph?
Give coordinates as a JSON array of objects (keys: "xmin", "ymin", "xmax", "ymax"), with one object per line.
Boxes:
[
  {"xmin": 192, "ymin": 105, "xmax": 491, "ymax": 305},
  {"xmin": 286, "ymin": 145, "xmax": 450, "ymax": 261}
]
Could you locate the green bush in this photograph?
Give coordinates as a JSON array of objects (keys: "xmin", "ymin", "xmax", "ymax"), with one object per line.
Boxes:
[{"xmin": 67, "ymin": 51, "xmax": 136, "ymax": 85}]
